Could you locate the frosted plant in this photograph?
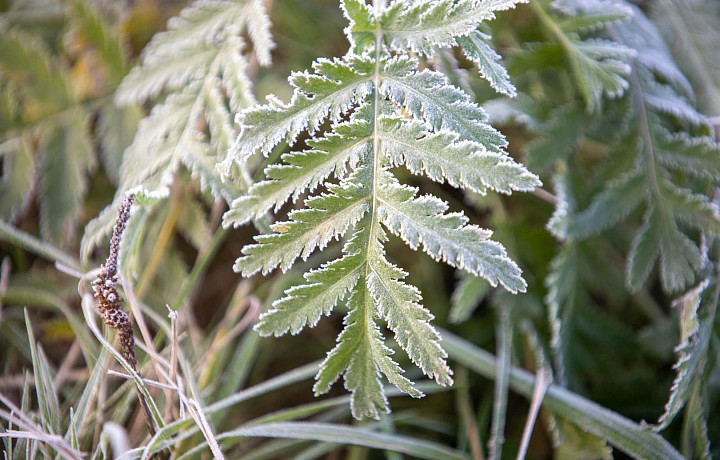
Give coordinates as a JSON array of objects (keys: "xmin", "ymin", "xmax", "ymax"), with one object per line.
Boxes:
[
  {"xmin": 223, "ymin": 0, "xmax": 540, "ymax": 419},
  {"xmin": 519, "ymin": 2, "xmax": 720, "ymax": 445},
  {"xmin": 558, "ymin": 4, "xmax": 720, "ymax": 293},
  {"xmin": 81, "ymin": 0, "xmax": 273, "ymax": 263}
]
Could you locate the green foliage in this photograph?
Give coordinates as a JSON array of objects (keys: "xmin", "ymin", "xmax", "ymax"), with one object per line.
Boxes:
[
  {"xmin": 0, "ymin": 0, "xmax": 142, "ymax": 245},
  {"xmin": 516, "ymin": 0, "xmax": 720, "ymax": 454},
  {"xmin": 523, "ymin": 0, "xmax": 720, "ymax": 292},
  {"xmin": 2, "ymin": 0, "xmax": 720, "ymax": 459},
  {"xmin": 80, "ymin": 0, "xmax": 273, "ymax": 263},
  {"xmin": 0, "ymin": 27, "xmax": 95, "ymax": 245},
  {"xmin": 224, "ymin": 0, "xmax": 538, "ymax": 419},
  {"xmin": 656, "ymin": 279, "xmax": 716, "ymax": 430},
  {"xmin": 527, "ymin": 0, "xmax": 635, "ymax": 111}
]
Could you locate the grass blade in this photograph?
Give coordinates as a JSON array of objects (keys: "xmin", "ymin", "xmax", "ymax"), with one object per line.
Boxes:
[
  {"xmin": 134, "ymin": 361, "xmax": 321, "ymax": 458},
  {"xmin": 23, "ymin": 310, "xmax": 60, "ymax": 433},
  {"xmin": 219, "ymin": 422, "xmax": 469, "ymax": 460},
  {"xmin": 488, "ymin": 305, "xmax": 511, "ymax": 460},
  {"xmin": 64, "ymin": 346, "xmax": 109, "ymax": 443},
  {"xmin": 0, "ymin": 221, "xmax": 81, "ymax": 272}
]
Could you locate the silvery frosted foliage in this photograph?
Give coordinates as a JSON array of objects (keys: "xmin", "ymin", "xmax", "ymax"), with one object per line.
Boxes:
[
  {"xmin": 547, "ymin": 0, "xmax": 635, "ymax": 111},
  {"xmin": 223, "ymin": 0, "xmax": 539, "ymax": 419},
  {"xmin": 563, "ymin": 4, "xmax": 720, "ymax": 294},
  {"xmin": 80, "ymin": 0, "xmax": 273, "ymax": 263},
  {"xmin": 520, "ymin": 0, "xmax": 720, "ymax": 293},
  {"xmin": 528, "ymin": 1, "xmax": 720, "ymax": 445}
]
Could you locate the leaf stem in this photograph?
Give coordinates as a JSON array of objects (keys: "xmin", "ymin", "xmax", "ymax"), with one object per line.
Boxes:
[
  {"xmin": 529, "ymin": 1, "xmax": 583, "ymax": 104},
  {"xmin": 628, "ymin": 67, "xmax": 663, "ymax": 203}
]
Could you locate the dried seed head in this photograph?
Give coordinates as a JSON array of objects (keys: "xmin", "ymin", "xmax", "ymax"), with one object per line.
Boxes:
[
  {"xmin": 105, "ymin": 194, "xmax": 134, "ymax": 278},
  {"xmin": 91, "ymin": 194, "xmax": 139, "ymax": 372}
]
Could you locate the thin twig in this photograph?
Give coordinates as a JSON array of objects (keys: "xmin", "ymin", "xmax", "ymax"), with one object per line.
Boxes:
[
  {"xmin": 54, "ymin": 261, "xmax": 85, "ymax": 280},
  {"xmin": 107, "ymin": 370, "xmax": 178, "ymax": 392},
  {"xmin": 121, "ymin": 277, "xmax": 168, "ymax": 385},
  {"xmin": 133, "ymin": 341, "xmax": 173, "ymax": 374},
  {"xmin": 530, "ymin": 187, "xmax": 557, "ymax": 205},
  {"xmin": 166, "ymin": 306, "xmax": 180, "ymax": 421}
]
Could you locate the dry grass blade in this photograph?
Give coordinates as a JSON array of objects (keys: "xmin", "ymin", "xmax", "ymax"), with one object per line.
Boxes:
[
  {"xmin": 107, "ymin": 370, "xmax": 177, "ymax": 391},
  {"xmin": 0, "ymin": 396, "xmax": 84, "ymax": 460},
  {"xmin": 166, "ymin": 306, "xmax": 180, "ymax": 421},
  {"xmin": 188, "ymin": 399, "xmax": 224, "ymax": 460},
  {"xmin": 0, "ymin": 430, "xmax": 84, "ymax": 460},
  {"xmin": 516, "ymin": 368, "xmax": 550, "ymax": 460}
]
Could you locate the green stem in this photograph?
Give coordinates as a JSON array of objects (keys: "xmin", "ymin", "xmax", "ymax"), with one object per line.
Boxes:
[
  {"xmin": 628, "ymin": 67, "xmax": 663, "ymax": 203},
  {"xmin": 529, "ymin": 0, "xmax": 588, "ymax": 105}
]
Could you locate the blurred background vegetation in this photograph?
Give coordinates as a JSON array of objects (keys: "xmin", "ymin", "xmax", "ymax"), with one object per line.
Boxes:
[{"xmin": 1, "ymin": 0, "xmax": 719, "ymax": 459}]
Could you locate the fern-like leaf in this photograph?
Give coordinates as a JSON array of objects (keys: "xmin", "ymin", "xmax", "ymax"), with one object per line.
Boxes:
[
  {"xmin": 531, "ymin": 0, "xmax": 635, "ymax": 111},
  {"xmin": 457, "ymin": 31, "xmax": 516, "ymax": 97},
  {"xmin": 233, "ymin": 169, "xmax": 370, "ymax": 276},
  {"xmin": 226, "ymin": 0, "xmax": 539, "ymax": 418},
  {"xmin": 448, "ymin": 273, "xmax": 490, "ymax": 324},
  {"xmin": 0, "ymin": 27, "xmax": 96, "ymax": 245},
  {"xmin": 376, "ymin": 171, "xmax": 525, "ymax": 292},
  {"xmin": 379, "ymin": 63, "xmax": 506, "ymax": 150},
  {"xmin": 227, "ymin": 55, "xmax": 375, "ymax": 163},
  {"xmin": 81, "ymin": 0, "xmax": 272, "ymax": 262},
  {"xmin": 226, "ymin": 114, "xmax": 372, "ymax": 225},
  {"xmin": 380, "ymin": 117, "xmax": 536, "ymax": 194},
  {"xmin": 379, "ymin": 0, "xmax": 528, "ymax": 57},
  {"xmin": 555, "ymin": 4, "xmax": 720, "ymax": 293},
  {"xmin": 651, "ymin": 0, "xmax": 720, "ymax": 117}
]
